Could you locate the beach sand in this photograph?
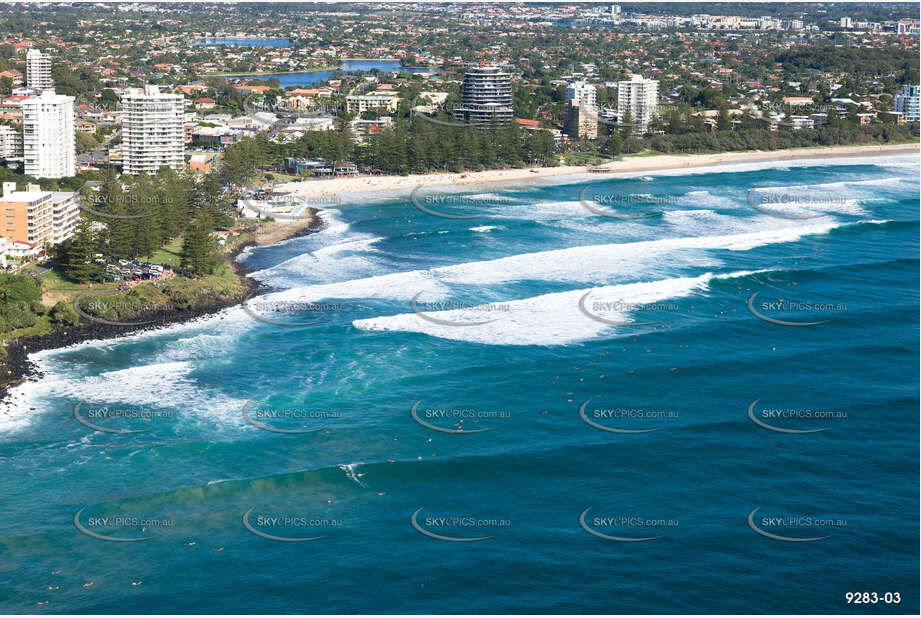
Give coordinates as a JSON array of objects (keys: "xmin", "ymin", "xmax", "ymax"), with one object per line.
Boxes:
[
  {"xmin": 247, "ymin": 208, "xmax": 320, "ymax": 246},
  {"xmin": 279, "ymin": 142, "xmax": 919, "ymax": 200}
]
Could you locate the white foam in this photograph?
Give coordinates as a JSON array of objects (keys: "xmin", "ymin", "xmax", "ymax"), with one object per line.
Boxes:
[
  {"xmin": 353, "ymin": 270, "xmax": 760, "ymax": 346},
  {"xmin": 606, "ymin": 153, "xmax": 916, "ymax": 179},
  {"xmin": 1, "ymin": 358, "xmax": 248, "ymax": 434},
  {"xmin": 469, "ymin": 225, "xmax": 505, "ymax": 233},
  {"xmin": 267, "ymin": 269, "xmax": 451, "ymax": 304},
  {"xmin": 248, "ymin": 210, "xmax": 388, "ymax": 288},
  {"xmin": 267, "ymin": 219, "xmax": 854, "ymax": 306},
  {"xmin": 436, "ymin": 220, "xmax": 845, "ymax": 284}
]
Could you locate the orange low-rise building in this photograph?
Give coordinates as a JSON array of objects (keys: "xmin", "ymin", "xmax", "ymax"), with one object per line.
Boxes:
[
  {"xmin": 188, "ymin": 153, "xmax": 215, "ymax": 173},
  {"xmin": 0, "ymin": 181, "xmax": 53, "ymax": 247}
]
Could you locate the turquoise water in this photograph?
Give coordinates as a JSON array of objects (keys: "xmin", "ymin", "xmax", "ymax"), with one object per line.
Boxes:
[{"xmin": 0, "ymin": 154, "xmax": 918, "ymax": 613}]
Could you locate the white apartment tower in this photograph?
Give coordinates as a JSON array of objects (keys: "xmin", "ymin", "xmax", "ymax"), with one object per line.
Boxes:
[
  {"xmin": 26, "ymin": 49, "xmax": 53, "ymax": 93},
  {"xmin": 893, "ymin": 85, "xmax": 919, "ymax": 123},
  {"xmin": 454, "ymin": 66, "xmax": 514, "ymax": 126},
  {"xmin": 565, "ymin": 80, "xmax": 597, "ymax": 108},
  {"xmin": 121, "ymin": 85, "xmax": 185, "ymax": 175},
  {"xmin": 617, "ymin": 75, "xmax": 659, "ymax": 132},
  {"xmin": 22, "ymin": 90, "xmax": 76, "ymax": 179},
  {"xmin": 0, "ymin": 125, "xmax": 23, "ymax": 160}
]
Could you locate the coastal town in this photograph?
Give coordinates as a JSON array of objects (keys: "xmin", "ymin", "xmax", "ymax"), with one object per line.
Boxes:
[
  {"xmin": 0, "ymin": 3, "xmax": 919, "ymax": 616},
  {"xmin": 0, "ymin": 1, "xmax": 917, "ymax": 356}
]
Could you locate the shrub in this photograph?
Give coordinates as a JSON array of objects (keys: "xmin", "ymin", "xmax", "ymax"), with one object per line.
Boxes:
[{"xmin": 50, "ymin": 301, "xmax": 80, "ymax": 326}]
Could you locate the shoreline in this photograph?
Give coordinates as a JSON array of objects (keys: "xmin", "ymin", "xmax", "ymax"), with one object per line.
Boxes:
[
  {"xmin": 1, "ymin": 141, "xmax": 917, "ymax": 401},
  {"xmin": 0, "ymin": 211, "xmax": 321, "ymax": 403},
  {"xmin": 202, "ymin": 65, "xmax": 342, "ymax": 77},
  {"xmin": 280, "ymin": 142, "xmax": 919, "ymax": 200}
]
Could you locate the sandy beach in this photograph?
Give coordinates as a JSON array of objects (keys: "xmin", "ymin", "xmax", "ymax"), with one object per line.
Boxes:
[
  {"xmin": 247, "ymin": 208, "xmax": 320, "ymax": 246},
  {"xmin": 279, "ymin": 142, "xmax": 919, "ymax": 200}
]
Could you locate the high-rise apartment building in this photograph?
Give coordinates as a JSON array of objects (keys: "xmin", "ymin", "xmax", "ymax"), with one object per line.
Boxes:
[
  {"xmin": 565, "ymin": 100, "xmax": 599, "ymax": 139},
  {"xmin": 0, "ymin": 125, "xmax": 23, "ymax": 160},
  {"xmin": 617, "ymin": 75, "xmax": 659, "ymax": 133},
  {"xmin": 22, "ymin": 90, "xmax": 76, "ymax": 179},
  {"xmin": 121, "ymin": 85, "xmax": 185, "ymax": 175},
  {"xmin": 565, "ymin": 80, "xmax": 597, "ymax": 108},
  {"xmin": 454, "ymin": 66, "xmax": 513, "ymax": 126},
  {"xmin": 50, "ymin": 191, "xmax": 80, "ymax": 244},
  {"xmin": 25, "ymin": 49, "xmax": 53, "ymax": 93},
  {"xmin": 893, "ymin": 84, "xmax": 919, "ymax": 123}
]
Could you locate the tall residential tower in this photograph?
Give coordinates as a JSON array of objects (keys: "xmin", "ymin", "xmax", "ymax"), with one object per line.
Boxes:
[
  {"xmin": 894, "ymin": 84, "xmax": 919, "ymax": 123},
  {"xmin": 25, "ymin": 49, "xmax": 53, "ymax": 93},
  {"xmin": 617, "ymin": 75, "xmax": 659, "ymax": 133},
  {"xmin": 121, "ymin": 85, "xmax": 185, "ymax": 175},
  {"xmin": 22, "ymin": 90, "xmax": 75, "ymax": 179},
  {"xmin": 454, "ymin": 66, "xmax": 513, "ymax": 126}
]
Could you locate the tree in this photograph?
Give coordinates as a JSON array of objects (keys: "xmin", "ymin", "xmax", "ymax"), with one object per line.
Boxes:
[
  {"xmin": 604, "ymin": 131, "xmax": 623, "ymax": 156},
  {"xmin": 620, "ymin": 109, "xmax": 634, "ymax": 140},
  {"xmin": 75, "ymin": 131, "xmax": 98, "ymax": 154},
  {"xmin": 59, "ymin": 217, "xmax": 101, "ymax": 283},
  {"xmin": 99, "ymin": 88, "xmax": 118, "ymax": 110},
  {"xmin": 717, "ymin": 105, "xmax": 731, "ymax": 131},
  {"xmin": 180, "ymin": 224, "xmax": 219, "ymax": 277},
  {"xmin": 667, "ymin": 109, "xmax": 683, "ymax": 135}
]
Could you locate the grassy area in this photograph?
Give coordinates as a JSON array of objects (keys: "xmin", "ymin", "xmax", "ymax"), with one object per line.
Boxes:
[
  {"xmin": 148, "ymin": 237, "xmax": 184, "ymax": 268},
  {"xmin": 262, "ymin": 172, "xmax": 296, "ymax": 184},
  {"xmin": 0, "ymin": 315, "xmax": 53, "ymax": 354},
  {"xmin": 563, "ymin": 152, "xmax": 614, "ymax": 166}
]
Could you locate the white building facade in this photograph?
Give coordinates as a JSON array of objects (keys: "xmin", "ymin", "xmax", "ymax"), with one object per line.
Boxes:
[
  {"xmin": 0, "ymin": 125, "xmax": 23, "ymax": 160},
  {"xmin": 50, "ymin": 191, "xmax": 80, "ymax": 244},
  {"xmin": 25, "ymin": 49, "xmax": 53, "ymax": 93},
  {"xmin": 121, "ymin": 85, "xmax": 185, "ymax": 175},
  {"xmin": 894, "ymin": 85, "xmax": 919, "ymax": 123},
  {"xmin": 617, "ymin": 75, "xmax": 659, "ymax": 133},
  {"xmin": 565, "ymin": 80, "xmax": 597, "ymax": 108},
  {"xmin": 22, "ymin": 90, "xmax": 76, "ymax": 179}
]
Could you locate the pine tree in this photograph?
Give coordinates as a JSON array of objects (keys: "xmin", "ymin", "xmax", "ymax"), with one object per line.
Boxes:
[
  {"xmin": 60, "ymin": 217, "xmax": 100, "ymax": 283},
  {"xmin": 717, "ymin": 105, "xmax": 731, "ymax": 131},
  {"xmin": 668, "ymin": 110, "xmax": 683, "ymax": 135},
  {"xmin": 180, "ymin": 224, "xmax": 218, "ymax": 277}
]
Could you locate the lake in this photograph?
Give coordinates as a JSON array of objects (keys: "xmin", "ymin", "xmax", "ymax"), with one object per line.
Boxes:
[{"xmin": 233, "ymin": 60, "xmax": 434, "ymax": 88}]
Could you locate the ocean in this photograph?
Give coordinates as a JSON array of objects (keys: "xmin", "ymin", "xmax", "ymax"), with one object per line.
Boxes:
[{"xmin": 1, "ymin": 154, "xmax": 918, "ymax": 614}]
